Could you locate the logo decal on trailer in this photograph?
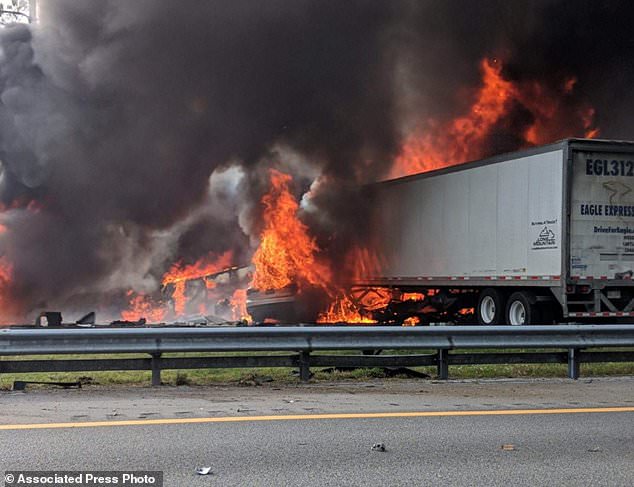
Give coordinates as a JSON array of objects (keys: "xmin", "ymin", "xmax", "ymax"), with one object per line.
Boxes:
[
  {"xmin": 532, "ymin": 226, "xmax": 557, "ymax": 249},
  {"xmin": 603, "ymin": 180, "xmax": 632, "ymax": 204}
]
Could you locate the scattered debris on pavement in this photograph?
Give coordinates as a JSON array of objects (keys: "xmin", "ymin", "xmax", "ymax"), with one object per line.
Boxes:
[{"xmin": 371, "ymin": 443, "xmax": 386, "ymax": 452}]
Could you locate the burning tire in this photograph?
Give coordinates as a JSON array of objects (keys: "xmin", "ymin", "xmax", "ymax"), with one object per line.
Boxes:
[{"xmin": 476, "ymin": 288, "xmax": 506, "ymax": 325}]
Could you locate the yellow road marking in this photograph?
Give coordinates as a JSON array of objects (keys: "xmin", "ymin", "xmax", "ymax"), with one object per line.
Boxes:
[{"xmin": 0, "ymin": 407, "xmax": 633, "ymax": 431}]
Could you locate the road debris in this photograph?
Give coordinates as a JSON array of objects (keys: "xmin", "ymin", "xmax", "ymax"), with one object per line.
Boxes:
[
  {"xmin": 12, "ymin": 380, "xmax": 82, "ymax": 391},
  {"xmin": 36, "ymin": 311, "xmax": 63, "ymax": 327},
  {"xmin": 371, "ymin": 443, "xmax": 386, "ymax": 452},
  {"xmin": 501, "ymin": 444, "xmax": 515, "ymax": 451},
  {"xmin": 76, "ymin": 311, "xmax": 96, "ymax": 325},
  {"xmin": 587, "ymin": 447, "xmax": 602, "ymax": 452},
  {"xmin": 196, "ymin": 467, "xmax": 212, "ymax": 475}
]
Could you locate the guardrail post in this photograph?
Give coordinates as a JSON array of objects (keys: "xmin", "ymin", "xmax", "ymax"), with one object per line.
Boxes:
[
  {"xmin": 151, "ymin": 353, "xmax": 162, "ymax": 386},
  {"xmin": 298, "ymin": 351, "xmax": 311, "ymax": 382},
  {"xmin": 437, "ymin": 349, "xmax": 449, "ymax": 380},
  {"xmin": 567, "ymin": 348, "xmax": 580, "ymax": 380}
]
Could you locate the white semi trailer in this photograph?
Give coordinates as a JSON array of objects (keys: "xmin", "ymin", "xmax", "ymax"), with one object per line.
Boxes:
[{"xmin": 359, "ymin": 138, "xmax": 634, "ymax": 325}]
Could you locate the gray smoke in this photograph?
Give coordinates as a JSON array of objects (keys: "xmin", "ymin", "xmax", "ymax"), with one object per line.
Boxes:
[{"xmin": 0, "ymin": 0, "xmax": 632, "ymax": 320}]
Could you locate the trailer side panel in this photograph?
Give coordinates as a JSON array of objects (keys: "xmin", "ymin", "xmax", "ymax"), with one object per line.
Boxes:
[{"xmin": 374, "ymin": 149, "xmax": 564, "ymax": 280}]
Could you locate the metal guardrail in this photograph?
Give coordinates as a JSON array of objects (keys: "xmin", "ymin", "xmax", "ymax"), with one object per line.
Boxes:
[{"xmin": 1, "ymin": 325, "xmax": 634, "ymax": 385}]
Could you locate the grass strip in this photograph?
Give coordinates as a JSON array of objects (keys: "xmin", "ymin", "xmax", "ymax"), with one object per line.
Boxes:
[{"xmin": 1, "ymin": 349, "xmax": 633, "ymax": 389}]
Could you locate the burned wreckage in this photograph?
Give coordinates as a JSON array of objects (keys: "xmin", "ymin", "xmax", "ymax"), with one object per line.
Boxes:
[
  {"xmin": 247, "ymin": 139, "xmax": 634, "ymax": 326},
  {"xmin": 27, "ymin": 139, "xmax": 634, "ymax": 327},
  {"xmin": 31, "ymin": 140, "xmax": 634, "ymax": 327}
]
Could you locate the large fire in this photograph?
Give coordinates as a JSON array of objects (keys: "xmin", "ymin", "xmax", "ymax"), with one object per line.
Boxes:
[
  {"xmin": 391, "ymin": 58, "xmax": 599, "ymax": 177},
  {"xmin": 121, "ymin": 250, "xmax": 240, "ymax": 322},
  {"xmin": 118, "ymin": 56, "xmax": 601, "ymax": 325},
  {"xmin": 120, "ymin": 291, "xmax": 167, "ymax": 323},
  {"xmin": 251, "ymin": 169, "xmax": 332, "ymax": 292},
  {"xmin": 314, "ymin": 245, "xmax": 383, "ymax": 323},
  {"xmin": 119, "ymin": 169, "xmax": 376, "ymax": 324},
  {"xmin": 251, "ymin": 169, "xmax": 374, "ymax": 323},
  {"xmin": 2, "ymin": 56, "xmax": 601, "ymax": 326}
]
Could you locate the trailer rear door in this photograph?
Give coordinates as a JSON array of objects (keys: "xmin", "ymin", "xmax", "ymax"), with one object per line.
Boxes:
[{"xmin": 570, "ymin": 148, "xmax": 634, "ymax": 279}]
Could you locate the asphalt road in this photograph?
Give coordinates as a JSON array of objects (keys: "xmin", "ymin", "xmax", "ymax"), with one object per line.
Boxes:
[
  {"xmin": 3, "ymin": 377, "xmax": 634, "ymax": 424},
  {"xmin": 1, "ymin": 378, "xmax": 634, "ymax": 486},
  {"xmin": 1, "ymin": 409, "xmax": 633, "ymax": 486}
]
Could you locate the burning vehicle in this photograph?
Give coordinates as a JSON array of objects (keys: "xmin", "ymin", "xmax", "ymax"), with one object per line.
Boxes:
[
  {"xmin": 247, "ymin": 139, "xmax": 634, "ymax": 326},
  {"xmin": 246, "ymin": 285, "xmax": 317, "ymax": 324},
  {"xmin": 120, "ymin": 262, "xmax": 253, "ymax": 325},
  {"xmin": 0, "ymin": 1, "xmax": 632, "ymax": 327}
]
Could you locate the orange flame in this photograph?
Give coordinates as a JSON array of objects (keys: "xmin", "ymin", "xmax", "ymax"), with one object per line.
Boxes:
[
  {"xmin": 121, "ymin": 251, "xmax": 237, "ymax": 321},
  {"xmin": 162, "ymin": 250, "xmax": 234, "ymax": 316},
  {"xmin": 120, "ymin": 291, "xmax": 167, "ymax": 323},
  {"xmin": 393, "ymin": 59, "xmax": 513, "ymax": 176},
  {"xmin": 250, "ymin": 170, "xmax": 373, "ymax": 323},
  {"xmin": 401, "ymin": 292, "xmax": 425, "ymax": 302},
  {"xmin": 251, "ymin": 169, "xmax": 331, "ymax": 292},
  {"xmin": 317, "ymin": 293, "xmax": 376, "ymax": 324},
  {"xmin": 230, "ymin": 288, "xmax": 251, "ymax": 322},
  {"xmin": 403, "ymin": 316, "xmax": 420, "ymax": 326},
  {"xmin": 392, "ymin": 58, "xmax": 599, "ymax": 177}
]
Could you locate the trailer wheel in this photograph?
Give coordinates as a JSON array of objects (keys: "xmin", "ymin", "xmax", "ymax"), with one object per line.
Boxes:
[
  {"xmin": 505, "ymin": 291, "xmax": 539, "ymax": 325},
  {"xmin": 477, "ymin": 288, "xmax": 506, "ymax": 325}
]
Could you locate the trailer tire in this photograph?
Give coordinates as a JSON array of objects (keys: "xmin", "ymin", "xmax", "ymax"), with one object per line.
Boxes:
[
  {"xmin": 505, "ymin": 291, "xmax": 539, "ymax": 325},
  {"xmin": 477, "ymin": 288, "xmax": 506, "ymax": 325}
]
